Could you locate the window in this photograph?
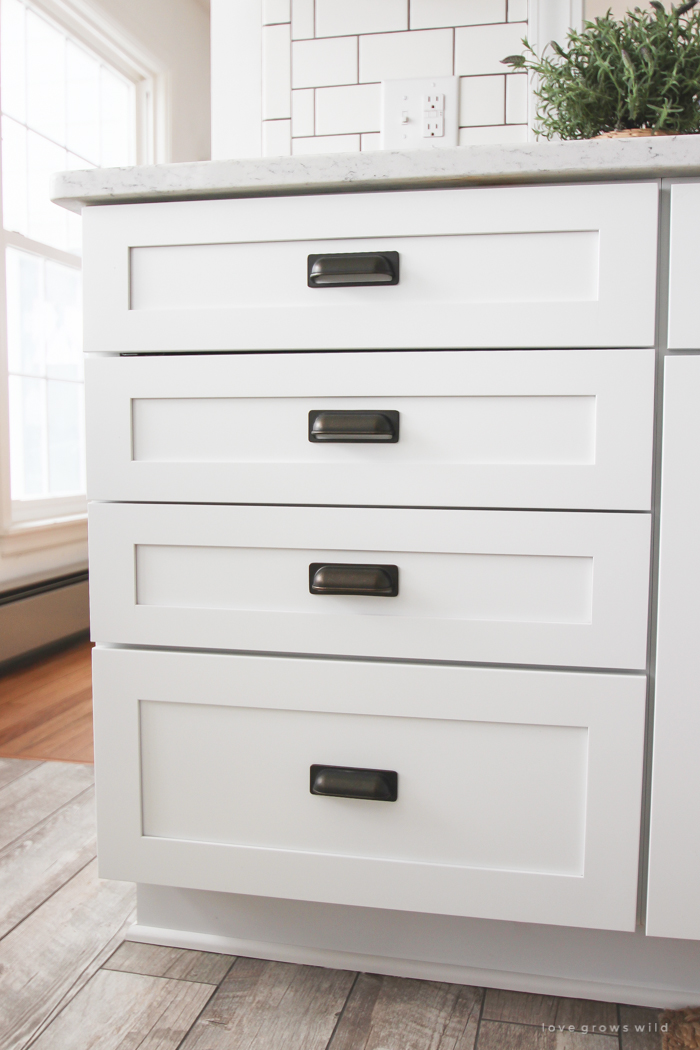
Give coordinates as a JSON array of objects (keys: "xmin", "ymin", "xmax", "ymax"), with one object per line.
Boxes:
[{"xmin": 0, "ymin": 0, "xmax": 138, "ymax": 523}]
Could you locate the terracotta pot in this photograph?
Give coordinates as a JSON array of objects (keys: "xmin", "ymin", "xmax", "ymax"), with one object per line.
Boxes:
[{"xmin": 594, "ymin": 128, "xmax": 675, "ymax": 138}]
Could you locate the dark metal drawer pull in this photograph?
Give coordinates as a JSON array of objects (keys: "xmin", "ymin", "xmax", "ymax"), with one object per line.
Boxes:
[
  {"xmin": 309, "ymin": 563, "xmax": 399, "ymax": 597},
  {"xmin": 307, "ymin": 251, "xmax": 399, "ymax": 287},
  {"xmin": 310, "ymin": 764, "xmax": 398, "ymax": 802},
  {"xmin": 309, "ymin": 410, "xmax": 399, "ymax": 443}
]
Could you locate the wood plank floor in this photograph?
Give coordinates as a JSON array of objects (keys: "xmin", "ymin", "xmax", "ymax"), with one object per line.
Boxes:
[
  {"xmin": 0, "ymin": 755, "xmax": 665, "ymax": 1049},
  {"xmin": 0, "ymin": 650, "xmax": 667, "ymax": 1048},
  {"xmin": 0, "ymin": 640, "xmax": 94, "ymax": 763}
]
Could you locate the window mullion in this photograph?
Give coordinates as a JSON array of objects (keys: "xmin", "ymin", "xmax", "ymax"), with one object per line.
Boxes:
[{"xmin": 3, "ymin": 230, "xmax": 81, "ymax": 268}]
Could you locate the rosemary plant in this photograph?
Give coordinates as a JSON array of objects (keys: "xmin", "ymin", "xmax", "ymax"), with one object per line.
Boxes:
[{"xmin": 502, "ymin": 1, "xmax": 700, "ymax": 138}]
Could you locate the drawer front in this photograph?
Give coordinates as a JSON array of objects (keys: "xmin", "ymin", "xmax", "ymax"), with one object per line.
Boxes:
[
  {"xmin": 93, "ymin": 647, "xmax": 645, "ymax": 931},
  {"xmin": 86, "ymin": 349, "xmax": 655, "ymax": 511},
  {"xmin": 83, "ymin": 182, "xmax": 658, "ymax": 352},
  {"xmin": 88, "ymin": 503, "xmax": 651, "ymax": 669},
  {"xmin": 667, "ymin": 181, "xmax": 700, "ymax": 349}
]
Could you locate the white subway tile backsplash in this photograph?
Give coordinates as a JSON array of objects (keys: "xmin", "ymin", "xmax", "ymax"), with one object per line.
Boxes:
[
  {"xmin": 292, "ymin": 133, "xmax": 361, "ymax": 154},
  {"xmin": 292, "ymin": 88, "xmax": 315, "ymax": 136},
  {"xmin": 316, "ymin": 0, "xmax": 407, "ymax": 37},
  {"xmin": 410, "ymin": 0, "xmax": 505, "ymax": 30},
  {"xmin": 291, "ymin": 0, "xmax": 314, "ymax": 39},
  {"xmin": 263, "ymin": 119, "xmax": 292, "ymax": 155},
  {"xmin": 293, "ymin": 36, "xmax": 359, "ymax": 88},
  {"xmin": 263, "ymin": 23, "xmax": 291, "ymax": 119},
  {"xmin": 459, "ymin": 75, "xmax": 504, "ymax": 126},
  {"xmin": 507, "ymin": 0, "xmax": 528, "ymax": 21},
  {"xmin": 455, "ymin": 21, "xmax": 526, "ymax": 76},
  {"xmin": 253, "ymin": 1, "xmax": 530, "ymax": 153},
  {"xmin": 361, "ymin": 132, "xmax": 382, "ymax": 150},
  {"xmin": 360, "ymin": 28, "xmax": 453, "ymax": 82},
  {"xmin": 315, "ymin": 83, "xmax": 381, "ymax": 134},
  {"xmin": 458, "ymin": 122, "xmax": 528, "ymax": 144},
  {"xmin": 506, "ymin": 72, "xmax": 528, "ymax": 123},
  {"xmin": 263, "ymin": 0, "xmax": 291, "ymax": 25}
]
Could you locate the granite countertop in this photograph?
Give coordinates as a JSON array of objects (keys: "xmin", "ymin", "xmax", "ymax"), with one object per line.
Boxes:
[{"xmin": 51, "ymin": 135, "xmax": 700, "ymax": 211}]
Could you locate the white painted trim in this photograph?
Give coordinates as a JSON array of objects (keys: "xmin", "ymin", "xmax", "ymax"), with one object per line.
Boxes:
[
  {"xmin": 28, "ymin": 0, "xmax": 170, "ymax": 162},
  {"xmin": 30, "ymin": 0, "xmax": 164, "ymax": 82},
  {"xmin": 4, "ymin": 231, "xmax": 81, "ymax": 269},
  {"xmin": 211, "ymin": 0, "xmax": 263, "ymax": 159},
  {"xmin": 125, "ymin": 923, "xmax": 690, "ymax": 1009},
  {"xmin": 11, "ymin": 494, "xmax": 87, "ymax": 523},
  {"xmin": 525, "ymin": 0, "xmax": 579, "ymax": 140},
  {"xmin": 0, "ymin": 515, "xmax": 87, "ymax": 556}
]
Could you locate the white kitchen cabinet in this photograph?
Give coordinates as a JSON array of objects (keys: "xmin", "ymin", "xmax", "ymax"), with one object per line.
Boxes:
[
  {"xmin": 92, "ymin": 646, "xmax": 646, "ymax": 932},
  {"xmin": 85, "ymin": 348, "xmax": 655, "ymax": 510},
  {"xmin": 667, "ymin": 181, "xmax": 700, "ymax": 349},
  {"xmin": 88, "ymin": 501, "xmax": 651, "ymax": 669},
  {"xmin": 646, "ymin": 354, "xmax": 700, "ymax": 940},
  {"xmin": 53, "ymin": 137, "xmax": 700, "ymax": 1002},
  {"xmin": 83, "ymin": 181, "xmax": 658, "ymax": 352}
]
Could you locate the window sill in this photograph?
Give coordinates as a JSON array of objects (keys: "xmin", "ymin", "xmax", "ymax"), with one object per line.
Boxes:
[
  {"xmin": 0, "ymin": 514, "xmax": 88, "ymax": 556},
  {"xmin": 12, "ymin": 494, "xmax": 88, "ymax": 523}
]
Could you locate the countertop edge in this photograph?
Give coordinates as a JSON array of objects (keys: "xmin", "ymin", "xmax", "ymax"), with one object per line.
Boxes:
[{"xmin": 50, "ymin": 138, "xmax": 700, "ymax": 211}]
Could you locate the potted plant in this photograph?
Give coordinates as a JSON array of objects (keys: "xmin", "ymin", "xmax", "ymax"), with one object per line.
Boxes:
[{"xmin": 502, "ymin": 1, "xmax": 700, "ymax": 139}]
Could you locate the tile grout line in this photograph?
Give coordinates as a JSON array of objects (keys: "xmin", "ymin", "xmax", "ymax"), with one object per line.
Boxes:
[
  {"xmin": 324, "ymin": 970, "xmax": 360, "ymax": 1049},
  {"xmin": 473, "ymin": 986, "xmax": 487, "ymax": 1050},
  {"xmin": 0, "ymin": 759, "xmax": 44, "ymax": 792},
  {"xmin": 172, "ymin": 956, "xmax": 241, "ymax": 1050},
  {"xmin": 23, "ymin": 908, "xmax": 137, "ymax": 1050},
  {"xmin": 304, "ymin": 21, "xmax": 515, "ymax": 42},
  {"xmin": 0, "ymin": 852, "xmax": 96, "ymax": 946},
  {"xmin": 477, "ymin": 1013, "xmax": 621, "ymax": 1037},
  {"xmin": 0, "ymin": 782, "xmax": 94, "ymax": 862}
]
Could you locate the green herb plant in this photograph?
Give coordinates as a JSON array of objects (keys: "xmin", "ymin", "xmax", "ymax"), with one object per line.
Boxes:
[{"xmin": 502, "ymin": 1, "xmax": 700, "ymax": 138}]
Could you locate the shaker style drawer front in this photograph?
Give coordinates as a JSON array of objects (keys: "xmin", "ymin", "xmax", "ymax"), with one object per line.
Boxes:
[
  {"xmin": 667, "ymin": 181, "xmax": 700, "ymax": 349},
  {"xmin": 86, "ymin": 349, "xmax": 655, "ymax": 511},
  {"xmin": 92, "ymin": 646, "xmax": 646, "ymax": 931},
  {"xmin": 88, "ymin": 503, "xmax": 651, "ymax": 669},
  {"xmin": 83, "ymin": 182, "xmax": 658, "ymax": 352}
]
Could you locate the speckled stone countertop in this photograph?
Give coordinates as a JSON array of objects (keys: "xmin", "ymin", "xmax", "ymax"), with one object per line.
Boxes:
[{"xmin": 51, "ymin": 135, "xmax": 700, "ymax": 211}]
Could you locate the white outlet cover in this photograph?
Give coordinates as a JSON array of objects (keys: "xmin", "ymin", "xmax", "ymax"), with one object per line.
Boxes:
[{"xmin": 381, "ymin": 77, "xmax": 459, "ymax": 151}]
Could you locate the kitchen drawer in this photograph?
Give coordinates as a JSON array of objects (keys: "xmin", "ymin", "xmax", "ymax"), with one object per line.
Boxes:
[
  {"xmin": 88, "ymin": 503, "xmax": 651, "ymax": 669},
  {"xmin": 86, "ymin": 348, "xmax": 655, "ymax": 511},
  {"xmin": 92, "ymin": 646, "xmax": 646, "ymax": 930},
  {"xmin": 83, "ymin": 182, "xmax": 658, "ymax": 352},
  {"xmin": 667, "ymin": 181, "xmax": 700, "ymax": 349}
]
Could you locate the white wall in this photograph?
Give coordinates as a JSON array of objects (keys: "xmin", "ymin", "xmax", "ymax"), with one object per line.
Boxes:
[
  {"xmin": 584, "ymin": 0, "xmax": 641, "ymax": 18},
  {"xmin": 212, "ymin": 0, "xmax": 533, "ymax": 159},
  {"xmin": 92, "ymin": 0, "xmax": 211, "ymax": 161}
]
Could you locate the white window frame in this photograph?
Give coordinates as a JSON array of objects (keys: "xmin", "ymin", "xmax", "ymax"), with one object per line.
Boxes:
[{"xmin": 0, "ymin": 0, "xmax": 169, "ymax": 555}]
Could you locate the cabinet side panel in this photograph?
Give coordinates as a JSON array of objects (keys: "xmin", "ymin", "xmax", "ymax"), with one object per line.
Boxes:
[{"xmin": 646, "ymin": 355, "xmax": 700, "ymax": 939}]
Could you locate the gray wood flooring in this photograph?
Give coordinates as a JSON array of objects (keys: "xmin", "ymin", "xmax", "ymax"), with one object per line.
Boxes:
[{"xmin": 0, "ymin": 757, "xmax": 664, "ymax": 1050}]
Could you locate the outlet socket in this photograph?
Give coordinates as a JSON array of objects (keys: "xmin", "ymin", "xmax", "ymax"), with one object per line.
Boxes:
[{"xmin": 381, "ymin": 77, "xmax": 459, "ymax": 150}]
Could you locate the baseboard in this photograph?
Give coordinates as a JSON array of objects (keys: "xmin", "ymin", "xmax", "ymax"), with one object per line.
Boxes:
[
  {"xmin": 125, "ymin": 922, "xmax": 692, "ymax": 1009},
  {"xmin": 0, "ymin": 574, "xmax": 89, "ymax": 667}
]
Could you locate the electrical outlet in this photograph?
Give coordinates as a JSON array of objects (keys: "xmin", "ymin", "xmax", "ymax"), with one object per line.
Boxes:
[
  {"xmin": 424, "ymin": 93, "xmax": 444, "ymax": 111},
  {"xmin": 423, "ymin": 112, "xmax": 445, "ymax": 138},
  {"xmin": 381, "ymin": 77, "xmax": 458, "ymax": 150},
  {"xmin": 423, "ymin": 93, "xmax": 445, "ymax": 138}
]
